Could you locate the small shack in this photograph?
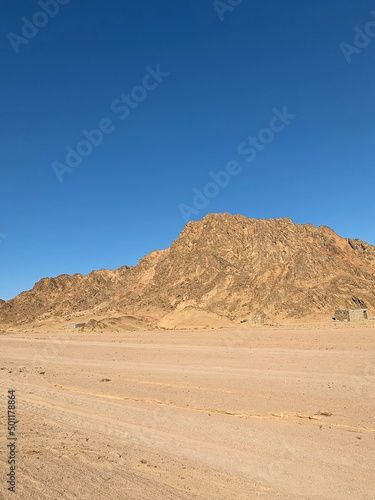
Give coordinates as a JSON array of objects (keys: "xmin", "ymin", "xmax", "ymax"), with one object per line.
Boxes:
[
  {"xmin": 333, "ymin": 309, "xmax": 368, "ymax": 322},
  {"xmin": 251, "ymin": 314, "xmax": 265, "ymax": 324}
]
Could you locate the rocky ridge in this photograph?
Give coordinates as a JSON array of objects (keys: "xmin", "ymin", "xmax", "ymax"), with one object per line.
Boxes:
[{"xmin": 1, "ymin": 214, "xmax": 374, "ymax": 329}]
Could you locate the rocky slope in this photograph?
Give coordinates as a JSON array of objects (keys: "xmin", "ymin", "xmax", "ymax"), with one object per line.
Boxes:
[
  {"xmin": 0, "ymin": 266, "xmax": 132, "ymax": 326},
  {"xmin": 1, "ymin": 214, "xmax": 374, "ymax": 329}
]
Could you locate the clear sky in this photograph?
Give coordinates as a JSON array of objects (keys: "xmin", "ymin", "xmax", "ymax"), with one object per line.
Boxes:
[{"xmin": 1, "ymin": 0, "xmax": 374, "ymax": 300}]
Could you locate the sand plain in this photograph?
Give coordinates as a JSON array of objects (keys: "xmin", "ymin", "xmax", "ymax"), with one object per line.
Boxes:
[{"xmin": 0, "ymin": 322, "xmax": 374, "ymax": 499}]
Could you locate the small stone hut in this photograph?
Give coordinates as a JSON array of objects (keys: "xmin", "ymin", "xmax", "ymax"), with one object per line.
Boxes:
[
  {"xmin": 251, "ymin": 314, "xmax": 265, "ymax": 324},
  {"xmin": 334, "ymin": 309, "xmax": 368, "ymax": 322}
]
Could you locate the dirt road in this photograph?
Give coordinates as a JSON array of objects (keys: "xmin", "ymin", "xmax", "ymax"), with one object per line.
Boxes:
[{"xmin": 1, "ymin": 323, "xmax": 374, "ymax": 499}]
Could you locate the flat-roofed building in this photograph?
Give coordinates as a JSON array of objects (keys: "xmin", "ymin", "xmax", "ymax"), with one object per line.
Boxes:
[{"xmin": 334, "ymin": 309, "xmax": 368, "ymax": 322}]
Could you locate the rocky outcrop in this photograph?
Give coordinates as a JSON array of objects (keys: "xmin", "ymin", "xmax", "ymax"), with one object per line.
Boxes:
[{"xmin": 1, "ymin": 214, "xmax": 374, "ymax": 327}]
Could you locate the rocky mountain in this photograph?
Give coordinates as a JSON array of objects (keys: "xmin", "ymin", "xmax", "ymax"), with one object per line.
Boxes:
[
  {"xmin": 0, "ymin": 267, "xmax": 132, "ymax": 326},
  {"xmin": 1, "ymin": 214, "xmax": 374, "ymax": 329}
]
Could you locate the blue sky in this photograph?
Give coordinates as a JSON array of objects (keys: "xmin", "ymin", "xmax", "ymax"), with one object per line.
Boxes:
[{"xmin": 1, "ymin": 0, "xmax": 374, "ymax": 300}]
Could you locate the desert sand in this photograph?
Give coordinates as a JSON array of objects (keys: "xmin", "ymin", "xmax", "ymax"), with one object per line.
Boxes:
[{"xmin": 0, "ymin": 322, "xmax": 374, "ymax": 499}]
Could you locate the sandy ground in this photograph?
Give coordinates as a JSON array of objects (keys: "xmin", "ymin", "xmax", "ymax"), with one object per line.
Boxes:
[{"xmin": 0, "ymin": 322, "xmax": 374, "ymax": 499}]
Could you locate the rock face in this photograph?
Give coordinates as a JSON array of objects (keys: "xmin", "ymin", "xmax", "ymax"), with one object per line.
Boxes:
[
  {"xmin": 1, "ymin": 214, "xmax": 375, "ymax": 328},
  {"xmin": 0, "ymin": 267, "xmax": 133, "ymax": 326}
]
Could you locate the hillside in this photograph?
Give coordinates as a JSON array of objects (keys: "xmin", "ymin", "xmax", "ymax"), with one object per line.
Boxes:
[{"xmin": 1, "ymin": 214, "xmax": 375, "ymax": 329}]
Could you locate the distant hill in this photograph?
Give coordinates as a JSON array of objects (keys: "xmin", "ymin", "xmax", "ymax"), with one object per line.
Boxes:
[{"xmin": 1, "ymin": 214, "xmax": 374, "ymax": 329}]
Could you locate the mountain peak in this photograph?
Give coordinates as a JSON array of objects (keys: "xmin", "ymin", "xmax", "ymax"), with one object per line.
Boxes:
[{"xmin": 1, "ymin": 214, "xmax": 374, "ymax": 329}]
